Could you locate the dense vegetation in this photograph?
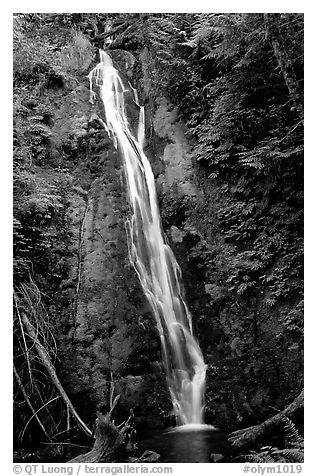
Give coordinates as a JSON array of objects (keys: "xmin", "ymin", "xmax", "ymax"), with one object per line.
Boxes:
[{"xmin": 13, "ymin": 13, "xmax": 303, "ymax": 462}]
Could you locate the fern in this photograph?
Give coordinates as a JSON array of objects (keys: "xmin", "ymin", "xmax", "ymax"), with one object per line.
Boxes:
[
  {"xmin": 242, "ymin": 446, "xmax": 303, "ymax": 463},
  {"xmin": 275, "ymin": 448, "xmax": 304, "ymax": 462},
  {"xmin": 282, "ymin": 416, "xmax": 304, "ymax": 449},
  {"xmin": 243, "ymin": 447, "xmax": 277, "ymax": 463},
  {"xmin": 239, "ymin": 419, "xmax": 304, "ymax": 463},
  {"xmin": 238, "ymin": 446, "xmax": 304, "ymax": 463}
]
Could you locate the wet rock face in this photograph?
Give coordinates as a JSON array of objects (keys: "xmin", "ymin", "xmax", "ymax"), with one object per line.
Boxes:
[
  {"xmin": 51, "ymin": 64, "xmax": 170, "ymax": 423},
  {"xmin": 60, "ymin": 139, "xmax": 163, "ymax": 409},
  {"xmin": 153, "ymin": 97, "xmax": 199, "ymax": 200},
  {"xmin": 111, "ymin": 50, "xmax": 136, "ymax": 79},
  {"xmin": 54, "ymin": 62, "xmax": 207, "ymax": 425},
  {"xmin": 40, "ymin": 49, "xmax": 262, "ymax": 430},
  {"xmin": 29, "ymin": 52, "xmax": 227, "ymax": 428}
]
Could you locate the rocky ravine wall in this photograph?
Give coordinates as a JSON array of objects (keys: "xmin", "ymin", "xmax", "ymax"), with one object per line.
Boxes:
[
  {"xmin": 33, "ymin": 50, "xmax": 278, "ymax": 432},
  {"xmin": 49, "ymin": 62, "xmax": 202, "ymax": 428},
  {"xmin": 43, "ymin": 50, "xmax": 288, "ymax": 431}
]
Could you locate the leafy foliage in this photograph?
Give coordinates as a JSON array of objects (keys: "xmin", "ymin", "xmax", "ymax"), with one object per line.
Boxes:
[
  {"xmin": 13, "ymin": 16, "xmax": 89, "ymax": 445},
  {"xmin": 242, "ymin": 446, "xmax": 303, "ymax": 463},
  {"xmin": 13, "ymin": 15, "xmax": 84, "ymax": 287},
  {"xmin": 235, "ymin": 417, "xmax": 303, "ymax": 463},
  {"xmin": 127, "ymin": 12, "xmax": 304, "ymax": 425}
]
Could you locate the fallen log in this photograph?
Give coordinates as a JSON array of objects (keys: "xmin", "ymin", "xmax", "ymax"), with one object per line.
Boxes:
[{"xmin": 228, "ymin": 390, "xmax": 303, "ymax": 450}]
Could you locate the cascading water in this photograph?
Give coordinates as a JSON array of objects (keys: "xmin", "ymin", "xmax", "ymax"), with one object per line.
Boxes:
[{"xmin": 88, "ymin": 50, "xmax": 207, "ymax": 426}]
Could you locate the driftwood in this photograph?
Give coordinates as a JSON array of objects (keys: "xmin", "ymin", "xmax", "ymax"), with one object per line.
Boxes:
[
  {"xmin": 69, "ymin": 411, "xmax": 160, "ymax": 463},
  {"xmin": 228, "ymin": 390, "xmax": 303, "ymax": 450},
  {"xmin": 69, "ymin": 411, "xmax": 132, "ymax": 463},
  {"xmin": 68, "ymin": 383, "xmax": 160, "ymax": 463}
]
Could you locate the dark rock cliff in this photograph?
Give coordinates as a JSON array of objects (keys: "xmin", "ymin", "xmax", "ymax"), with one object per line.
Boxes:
[
  {"xmin": 31, "ymin": 50, "xmax": 178, "ymax": 428},
  {"xmin": 14, "ymin": 24, "xmax": 303, "ymax": 436}
]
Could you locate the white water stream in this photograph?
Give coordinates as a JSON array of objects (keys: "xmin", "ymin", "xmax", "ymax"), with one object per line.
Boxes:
[{"xmin": 88, "ymin": 50, "xmax": 206, "ymax": 426}]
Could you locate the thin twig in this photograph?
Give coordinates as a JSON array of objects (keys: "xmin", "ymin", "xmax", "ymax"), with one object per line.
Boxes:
[
  {"xmin": 14, "ymin": 293, "xmax": 33, "ymax": 388},
  {"xmin": 278, "ymin": 121, "xmax": 302, "ymax": 144},
  {"xmin": 14, "ymin": 365, "xmax": 51, "ymax": 442},
  {"xmin": 20, "ymin": 396, "xmax": 61, "ymax": 442},
  {"xmin": 50, "ymin": 426, "xmax": 76, "ymax": 440},
  {"xmin": 21, "ymin": 312, "xmax": 92, "ymax": 437},
  {"xmin": 40, "ymin": 442, "xmax": 90, "ymax": 448},
  {"xmin": 33, "ymin": 384, "xmax": 59, "ymax": 433}
]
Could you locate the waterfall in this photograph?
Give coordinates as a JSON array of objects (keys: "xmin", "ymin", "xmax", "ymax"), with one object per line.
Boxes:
[{"xmin": 88, "ymin": 50, "xmax": 207, "ymax": 426}]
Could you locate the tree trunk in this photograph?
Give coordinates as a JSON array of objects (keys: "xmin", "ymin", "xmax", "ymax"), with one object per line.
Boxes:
[
  {"xmin": 68, "ymin": 411, "xmax": 160, "ymax": 463},
  {"xmin": 264, "ymin": 13, "xmax": 303, "ymax": 121},
  {"xmin": 68, "ymin": 412, "xmax": 129, "ymax": 463},
  {"xmin": 228, "ymin": 390, "xmax": 303, "ymax": 450}
]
